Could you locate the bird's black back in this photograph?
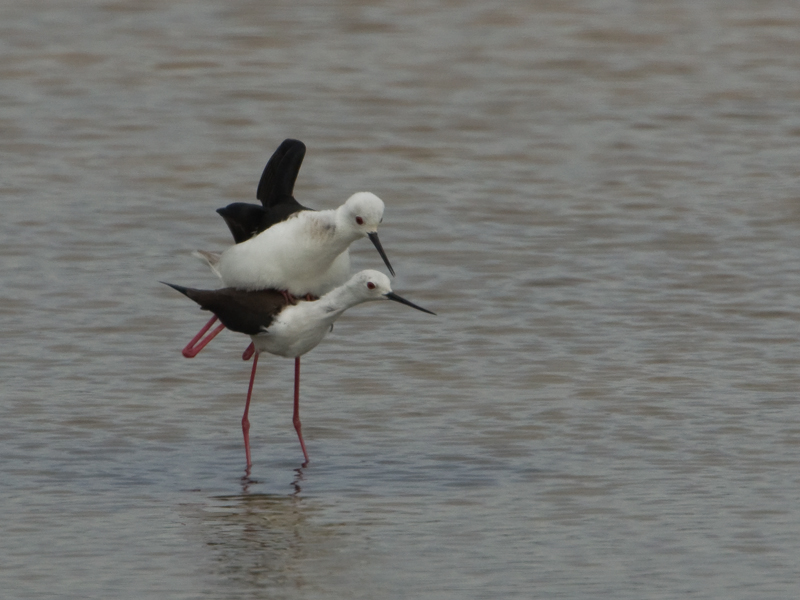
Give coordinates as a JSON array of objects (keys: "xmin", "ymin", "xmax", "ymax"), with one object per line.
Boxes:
[{"xmin": 164, "ymin": 282, "xmax": 288, "ymax": 336}]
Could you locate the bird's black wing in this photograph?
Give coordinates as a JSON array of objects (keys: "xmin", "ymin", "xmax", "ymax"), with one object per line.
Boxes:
[
  {"xmin": 256, "ymin": 138, "xmax": 306, "ymax": 209},
  {"xmin": 217, "ymin": 139, "xmax": 311, "ymax": 243},
  {"xmin": 163, "ymin": 282, "xmax": 287, "ymax": 335},
  {"xmin": 215, "ymin": 203, "xmax": 268, "ymax": 244}
]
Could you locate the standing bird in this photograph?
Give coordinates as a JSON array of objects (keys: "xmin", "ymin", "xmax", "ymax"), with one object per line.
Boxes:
[
  {"xmin": 164, "ymin": 270, "xmax": 434, "ymax": 467},
  {"xmin": 184, "ymin": 139, "xmax": 395, "ymax": 357}
]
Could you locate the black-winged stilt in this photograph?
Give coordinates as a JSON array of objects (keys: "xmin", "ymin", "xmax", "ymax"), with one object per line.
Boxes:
[{"xmin": 164, "ymin": 270, "xmax": 434, "ymax": 467}]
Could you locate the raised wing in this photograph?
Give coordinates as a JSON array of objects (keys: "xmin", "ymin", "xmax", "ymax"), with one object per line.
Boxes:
[
  {"xmin": 217, "ymin": 139, "xmax": 311, "ymax": 243},
  {"xmin": 257, "ymin": 138, "xmax": 306, "ymax": 209}
]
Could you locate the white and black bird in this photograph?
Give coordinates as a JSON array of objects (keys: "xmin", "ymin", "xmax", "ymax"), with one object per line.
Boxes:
[{"xmin": 164, "ymin": 270, "xmax": 434, "ymax": 468}]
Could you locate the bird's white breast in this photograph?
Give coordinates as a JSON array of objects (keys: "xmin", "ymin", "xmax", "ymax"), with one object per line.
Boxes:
[
  {"xmin": 251, "ymin": 302, "xmax": 336, "ymax": 358},
  {"xmin": 216, "ymin": 211, "xmax": 350, "ymax": 296}
]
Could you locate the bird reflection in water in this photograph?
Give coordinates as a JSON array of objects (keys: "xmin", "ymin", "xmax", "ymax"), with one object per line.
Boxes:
[
  {"xmin": 184, "ymin": 470, "xmax": 359, "ymax": 595},
  {"xmin": 240, "ymin": 465, "xmax": 304, "ymax": 496}
]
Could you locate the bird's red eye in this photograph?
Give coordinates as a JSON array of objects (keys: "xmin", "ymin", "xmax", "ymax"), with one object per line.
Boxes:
[
  {"xmin": 356, "ymin": 216, "xmax": 364, "ymax": 225},
  {"xmin": 367, "ymin": 281, "xmax": 376, "ymax": 290}
]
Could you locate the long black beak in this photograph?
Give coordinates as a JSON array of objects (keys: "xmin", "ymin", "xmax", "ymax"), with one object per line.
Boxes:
[
  {"xmin": 385, "ymin": 292, "xmax": 436, "ymax": 315},
  {"xmin": 367, "ymin": 232, "xmax": 395, "ymax": 277}
]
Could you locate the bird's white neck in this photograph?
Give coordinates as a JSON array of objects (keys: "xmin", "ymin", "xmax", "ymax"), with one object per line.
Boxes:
[
  {"xmin": 332, "ymin": 206, "xmax": 364, "ymax": 246},
  {"xmin": 316, "ymin": 281, "xmax": 373, "ymax": 319}
]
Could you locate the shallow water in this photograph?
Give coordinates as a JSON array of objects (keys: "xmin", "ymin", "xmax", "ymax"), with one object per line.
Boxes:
[{"xmin": 3, "ymin": 0, "xmax": 800, "ymax": 598}]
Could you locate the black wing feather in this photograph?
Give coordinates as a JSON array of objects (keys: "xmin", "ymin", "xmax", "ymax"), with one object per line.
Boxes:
[
  {"xmin": 163, "ymin": 282, "xmax": 287, "ymax": 336},
  {"xmin": 216, "ymin": 203, "xmax": 267, "ymax": 244},
  {"xmin": 217, "ymin": 139, "xmax": 311, "ymax": 243},
  {"xmin": 257, "ymin": 138, "xmax": 306, "ymax": 208}
]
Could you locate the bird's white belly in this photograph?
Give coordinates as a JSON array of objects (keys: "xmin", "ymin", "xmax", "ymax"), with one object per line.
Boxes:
[
  {"xmin": 215, "ymin": 213, "xmax": 350, "ymax": 296},
  {"xmin": 218, "ymin": 245, "xmax": 350, "ymax": 296},
  {"xmin": 251, "ymin": 307, "xmax": 334, "ymax": 358}
]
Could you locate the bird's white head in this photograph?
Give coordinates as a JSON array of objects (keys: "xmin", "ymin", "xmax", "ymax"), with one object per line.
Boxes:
[
  {"xmin": 341, "ymin": 192, "xmax": 385, "ymax": 234},
  {"xmin": 339, "ymin": 192, "xmax": 395, "ymax": 276},
  {"xmin": 347, "ymin": 270, "xmax": 436, "ymax": 314},
  {"xmin": 349, "ymin": 269, "xmax": 393, "ymax": 300}
]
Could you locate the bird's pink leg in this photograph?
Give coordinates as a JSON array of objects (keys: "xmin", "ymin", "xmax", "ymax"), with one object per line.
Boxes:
[
  {"xmin": 280, "ymin": 290, "xmax": 298, "ymax": 305},
  {"xmin": 242, "ymin": 342, "xmax": 255, "ymax": 361},
  {"xmin": 242, "ymin": 352, "xmax": 259, "ymax": 468},
  {"xmin": 292, "ymin": 356, "xmax": 310, "ymax": 466},
  {"xmin": 182, "ymin": 316, "xmax": 225, "ymax": 358}
]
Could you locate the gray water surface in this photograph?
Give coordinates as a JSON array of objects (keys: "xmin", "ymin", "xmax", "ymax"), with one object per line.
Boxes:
[{"xmin": 3, "ymin": 1, "xmax": 800, "ymax": 598}]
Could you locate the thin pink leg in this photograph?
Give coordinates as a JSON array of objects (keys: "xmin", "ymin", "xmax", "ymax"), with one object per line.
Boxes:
[
  {"xmin": 242, "ymin": 342, "xmax": 255, "ymax": 361},
  {"xmin": 242, "ymin": 352, "xmax": 259, "ymax": 468},
  {"xmin": 182, "ymin": 316, "xmax": 225, "ymax": 358},
  {"xmin": 292, "ymin": 356, "xmax": 310, "ymax": 466},
  {"xmin": 280, "ymin": 290, "xmax": 298, "ymax": 305}
]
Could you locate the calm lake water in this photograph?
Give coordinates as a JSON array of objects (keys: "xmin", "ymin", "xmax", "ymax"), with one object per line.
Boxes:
[{"xmin": 3, "ymin": 0, "xmax": 800, "ymax": 598}]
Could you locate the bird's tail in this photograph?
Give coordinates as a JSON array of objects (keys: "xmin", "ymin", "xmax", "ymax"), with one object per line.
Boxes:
[
  {"xmin": 192, "ymin": 250, "xmax": 222, "ymax": 279},
  {"xmin": 161, "ymin": 281, "xmax": 192, "ymax": 298}
]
